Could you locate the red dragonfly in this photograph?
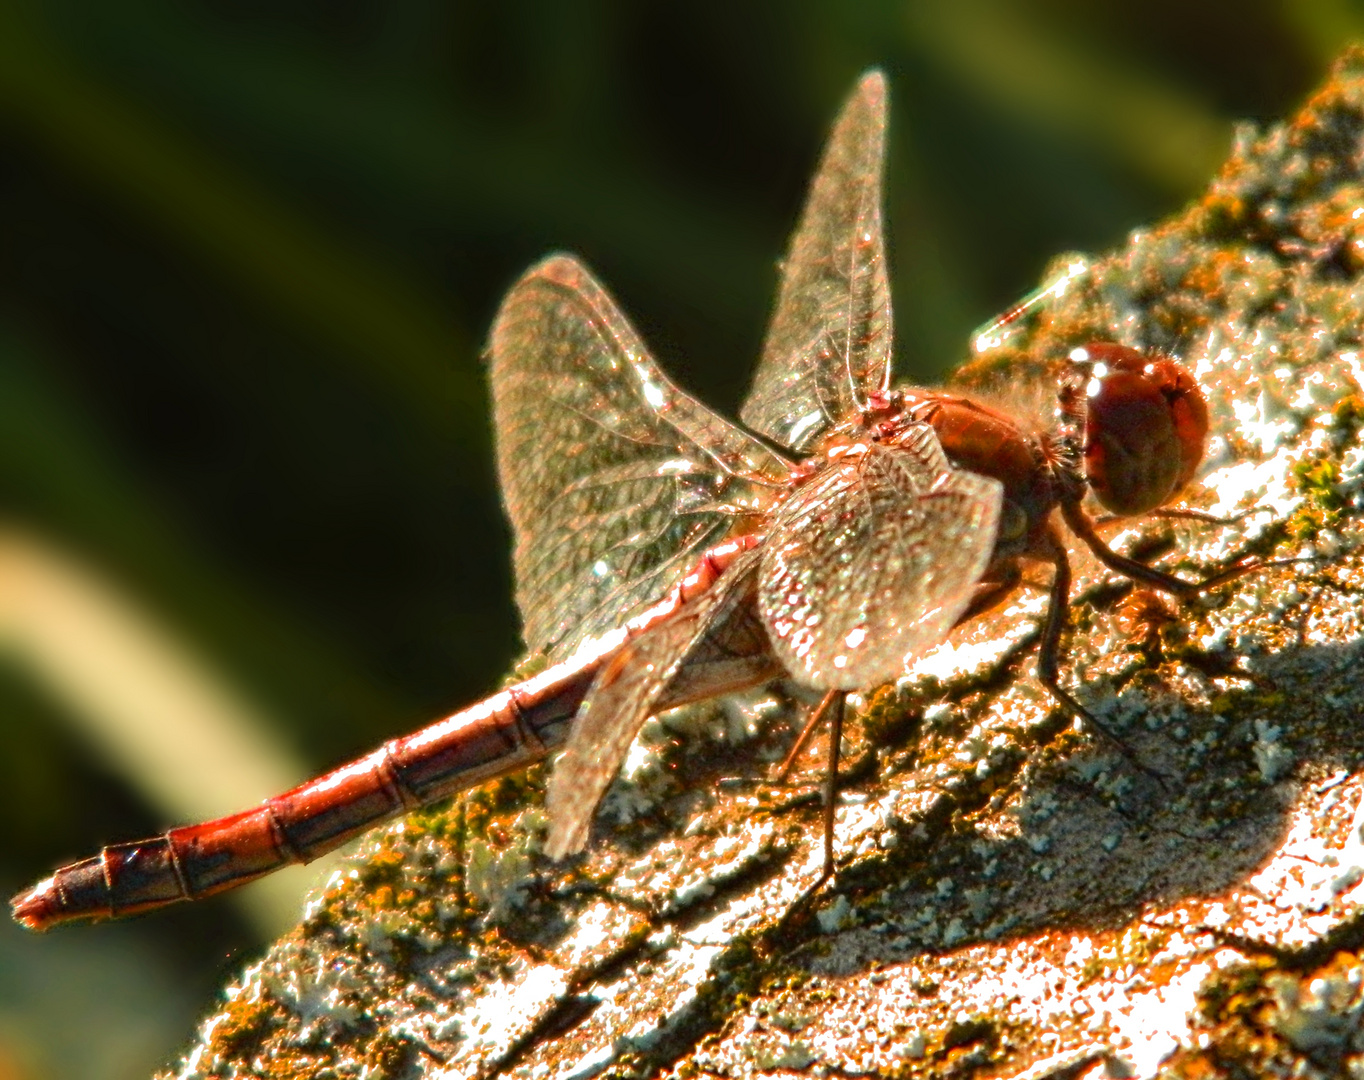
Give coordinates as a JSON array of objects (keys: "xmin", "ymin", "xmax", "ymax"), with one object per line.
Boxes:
[{"xmin": 12, "ymin": 71, "xmax": 1229, "ymax": 932}]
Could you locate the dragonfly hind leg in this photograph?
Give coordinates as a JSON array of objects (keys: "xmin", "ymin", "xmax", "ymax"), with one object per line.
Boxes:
[
  {"xmin": 766, "ymin": 688, "xmax": 847, "ymax": 884},
  {"xmin": 770, "ymin": 688, "xmax": 843, "ymax": 783},
  {"xmin": 819, "ymin": 692, "xmax": 845, "ymax": 884}
]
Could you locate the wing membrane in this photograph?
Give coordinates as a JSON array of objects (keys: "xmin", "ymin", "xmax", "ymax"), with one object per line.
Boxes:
[
  {"xmin": 758, "ymin": 426, "xmax": 1001, "ymax": 689},
  {"xmin": 544, "ymin": 548, "xmax": 775, "ymax": 857},
  {"xmin": 489, "ymin": 255, "xmax": 790, "ymax": 659},
  {"xmin": 740, "ymin": 70, "xmax": 892, "ymax": 452}
]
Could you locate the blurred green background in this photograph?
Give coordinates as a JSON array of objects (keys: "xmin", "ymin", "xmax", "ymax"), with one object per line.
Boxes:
[{"xmin": 0, "ymin": 1, "xmax": 1358, "ymax": 1075}]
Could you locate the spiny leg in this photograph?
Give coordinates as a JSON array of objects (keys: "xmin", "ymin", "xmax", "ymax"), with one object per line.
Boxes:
[
  {"xmin": 1046, "ymin": 500, "xmax": 1335, "ymax": 774},
  {"xmin": 819, "ymin": 691, "xmax": 846, "ymax": 885},
  {"xmin": 768, "ymin": 689, "xmax": 846, "ymax": 887},
  {"xmin": 1093, "ymin": 506, "xmax": 1254, "ymax": 529},
  {"xmin": 772, "ymin": 688, "xmax": 843, "ymax": 783},
  {"xmin": 1149, "ymin": 506, "xmax": 1254, "ymax": 527},
  {"xmin": 1036, "ymin": 528, "xmax": 1160, "ymax": 773},
  {"xmin": 1063, "ymin": 500, "xmax": 1268, "ymax": 599}
]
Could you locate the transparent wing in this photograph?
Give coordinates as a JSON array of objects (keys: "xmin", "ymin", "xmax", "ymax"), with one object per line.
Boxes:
[
  {"xmin": 544, "ymin": 548, "xmax": 776, "ymax": 857},
  {"xmin": 758, "ymin": 427, "xmax": 1002, "ymax": 690},
  {"xmin": 740, "ymin": 70, "xmax": 892, "ymax": 453},
  {"xmin": 489, "ymin": 255, "xmax": 791, "ymax": 659}
]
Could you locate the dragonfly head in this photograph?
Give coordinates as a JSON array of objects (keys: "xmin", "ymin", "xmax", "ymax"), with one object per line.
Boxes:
[{"xmin": 1066, "ymin": 343, "xmax": 1209, "ymax": 517}]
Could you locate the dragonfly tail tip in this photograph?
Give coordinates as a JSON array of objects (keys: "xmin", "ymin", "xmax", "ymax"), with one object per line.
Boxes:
[{"xmin": 10, "ymin": 878, "xmax": 59, "ymax": 932}]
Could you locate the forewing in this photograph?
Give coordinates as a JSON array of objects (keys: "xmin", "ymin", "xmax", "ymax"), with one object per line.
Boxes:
[
  {"xmin": 544, "ymin": 549, "xmax": 774, "ymax": 858},
  {"xmin": 740, "ymin": 70, "xmax": 892, "ymax": 452},
  {"xmin": 489, "ymin": 255, "xmax": 790, "ymax": 659},
  {"xmin": 758, "ymin": 427, "xmax": 1001, "ymax": 690}
]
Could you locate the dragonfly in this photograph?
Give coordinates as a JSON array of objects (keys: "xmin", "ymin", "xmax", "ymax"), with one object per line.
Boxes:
[{"xmin": 12, "ymin": 71, "xmax": 1237, "ymax": 932}]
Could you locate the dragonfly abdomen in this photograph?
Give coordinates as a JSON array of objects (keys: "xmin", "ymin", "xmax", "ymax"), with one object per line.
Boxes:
[
  {"xmin": 9, "ymin": 663, "xmax": 598, "ymax": 930},
  {"xmin": 11, "ymin": 537, "xmax": 763, "ymax": 931}
]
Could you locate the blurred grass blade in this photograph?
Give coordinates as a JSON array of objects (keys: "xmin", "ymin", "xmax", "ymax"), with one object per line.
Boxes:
[
  {"xmin": 0, "ymin": 324, "xmax": 405, "ymax": 737},
  {"xmin": 908, "ymin": 0, "xmax": 1230, "ymax": 195},
  {"xmin": 0, "ymin": 1, "xmax": 476, "ymax": 448},
  {"xmin": 0, "ymin": 526, "xmax": 335, "ymax": 938}
]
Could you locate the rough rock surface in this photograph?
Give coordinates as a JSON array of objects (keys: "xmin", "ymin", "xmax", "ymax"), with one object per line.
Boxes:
[{"xmin": 167, "ymin": 49, "xmax": 1364, "ymax": 1080}]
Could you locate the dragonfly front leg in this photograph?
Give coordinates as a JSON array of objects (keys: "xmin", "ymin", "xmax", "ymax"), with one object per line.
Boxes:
[{"xmin": 1061, "ymin": 500, "xmax": 1262, "ymax": 598}]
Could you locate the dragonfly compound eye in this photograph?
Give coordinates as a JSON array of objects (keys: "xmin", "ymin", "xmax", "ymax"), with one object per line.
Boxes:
[{"xmin": 1080, "ymin": 343, "xmax": 1209, "ymax": 516}]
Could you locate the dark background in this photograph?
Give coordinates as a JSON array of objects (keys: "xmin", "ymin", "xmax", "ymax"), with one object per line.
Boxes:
[{"xmin": 0, "ymin": 1, "xmax": 1355, "ymax": 1075}]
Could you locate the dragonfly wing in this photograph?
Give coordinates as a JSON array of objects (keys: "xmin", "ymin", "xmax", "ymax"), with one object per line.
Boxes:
[
  {"xmin": 758, "ymin": 426, "xmax": 1002, "ymax": 690},
  {"xmin": 740, "ymin": 70, "xmax": 892, "ymax": 453},
  {"xmin": 489, "ymin": 255, "xmax": 790, "ymax": 660},
  {"xmin": 544, "ymin": 548, "xmax": 774, "ymax": 858}
]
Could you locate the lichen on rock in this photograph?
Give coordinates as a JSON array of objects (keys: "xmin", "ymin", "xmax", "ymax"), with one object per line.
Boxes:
[{"xmin": 167, "ymin": 48, "xmax": 1364, "ymax": 1080}]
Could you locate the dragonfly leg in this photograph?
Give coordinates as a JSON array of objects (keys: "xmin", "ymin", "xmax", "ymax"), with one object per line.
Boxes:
[
  {"xmin": 1149, "ymin": 506, "xmax": 1255, "ymax": 527},
  {"xmin": 1036, "ymin": 528, "xmax": 1155, "ymax": 770},
  {"xmin": 1063, "ymin": 500, "xmax": 1269, "ymax": 599},
  {"xmin": 1091, "ymin": 506, "xmax": 1254, "ymax": 529},
  {"xmin": 763, "ymin": 688, "xmax": 845, "ymax": 884},
  {"xmin": 771, "ymin": 689, "xmax": 843, "ymax": 783},
  {"xmin": 819, "ymin": 691, "xmax": 846, "ymax": 885}
]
